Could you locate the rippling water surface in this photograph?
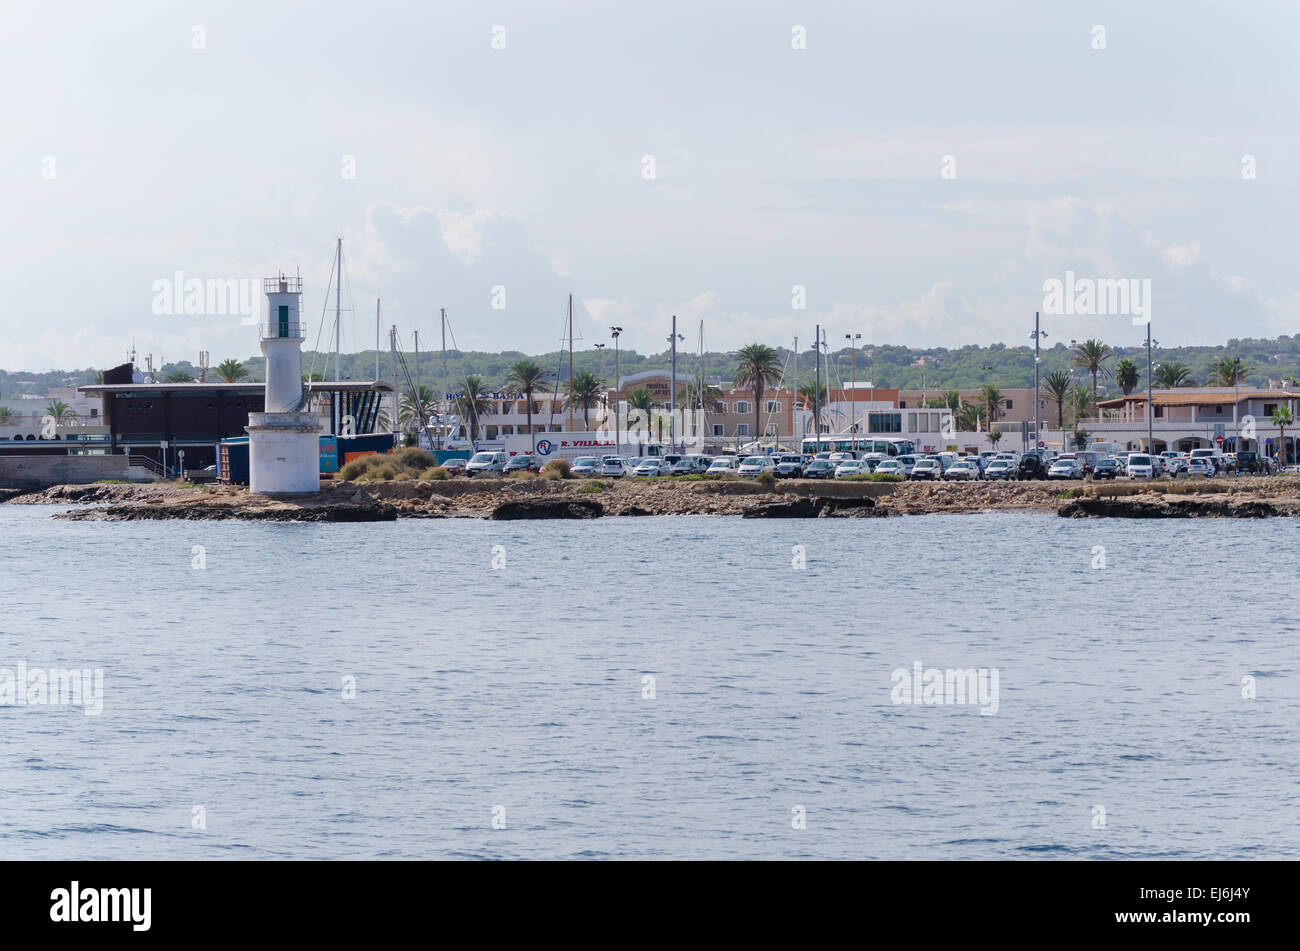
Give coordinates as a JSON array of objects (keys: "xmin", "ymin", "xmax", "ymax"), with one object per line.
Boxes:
[{"xmin": 0, "ymin": 505, "xmax": 1296, "ymax": 859}]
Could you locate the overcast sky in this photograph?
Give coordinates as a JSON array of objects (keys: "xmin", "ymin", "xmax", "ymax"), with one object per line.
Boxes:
[{"xmin": 1, "ymin": 0, "xmax": 1296, "ymax": 372}]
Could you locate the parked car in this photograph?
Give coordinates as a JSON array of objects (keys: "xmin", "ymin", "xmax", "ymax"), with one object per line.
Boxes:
[
  {"xmin": 669, "ymin": 455, "xmax": 707, "ymax": 475},
  {"xmin": 737, "ymin": 455, "xmax": 776, "ymax": 477},
  {"xmin": 599, "ymin": 456, "xmax": 629, "ymax": 478},
  {"xmin": 1186, "ymin": 457, "xmax": 1215, "ymax": 478},
  {"xmin": 440, "ymin": 457, "xmax": 468, "ymax": 475},
  {"xmin": 633, "ymin": 458, "xmax": 670, "ymax": 477},
  {"xmin": 943, "ymin": 460, "xmax": 979, "ymax": 481},
  {"xmin": 895, "ymin": 454, "xmax": 920, "ymax": 477},
  {"xmin": 858, "ymin": 452, "xmax": 886, "ymax": 472},
  {"xmin": 1048, "ymin": 457, "xmax": 1084, "ymax": 480},
  {"xmin": 1126, "ymin": 453, "xmax": 1156, "ymax": 479},
  {"xmin": 1018, "ymin": 454, "xmax": 1049, "ymax": 480},
  {"xmin": 706, "ymin": 456, "xmax": 738, "ymax": 475},
  {"xmin": 984, "ymin": 459, "xmax": 1017, "ymax": 481},
  {"xmin": 803, "ymin": 459, "xmax": 837, "ymax": 479},
  {"xmin": 1189, "ymin": 448, "xmax": 1226, "ymax": 474},
  {"xmin": 570, "ymin": 456, "xmax": 601, "ymax": 476},
  {"xmin": 504, "ymin": 454, "xmax": 540, "ymax": 474},
  {"xmin": 911, "ymin": 458, "xmax": 942, "ymax": 480},
  {"xmin": 873, "ymin": 458, "xmax": 906, "ymax": 478},
  {"xmin": 466, "ymin": 450, "xmax": 510, "ymax": 476},
  {"xmin": 833, "ymin": 460, "xmax": 864, "ymax": 478},
  {"xmin": 774, "ymin": 455, "xmax": 805, "ymax": 478},
  {"xmin": 1235, "ymin": 450, "xmax": 1260, "ymax": 474},
  {"xmin": 1092, "ymin": 457, "xmax": 1120, "ymax": 479}
]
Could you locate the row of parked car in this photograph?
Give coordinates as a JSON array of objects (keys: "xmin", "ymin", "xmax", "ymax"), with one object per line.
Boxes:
[{"xmin": 450, "ymin": 445, "xmax": 1276, "ymax": 481}]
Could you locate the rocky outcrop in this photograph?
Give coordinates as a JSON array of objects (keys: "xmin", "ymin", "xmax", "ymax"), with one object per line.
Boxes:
[
  {"xmin": 57, "ymin": 501, "xmax": 398, "ymax": 522},
  {"xmin": 743, "ymin": 496, "xmax": 888, "ymax": 518},
  {"xmin": 1059, "ymin": 495, "xmax": 1293, "ymax": 518},
  {"xmin": 489, "ymin": 498, "xmax": 604, "ymax": 519}
]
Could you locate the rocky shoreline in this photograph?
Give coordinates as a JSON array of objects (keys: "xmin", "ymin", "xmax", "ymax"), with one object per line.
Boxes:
[{"xmin": 5, "ymin": 474, "xmax": 1300, "ymax": 521}]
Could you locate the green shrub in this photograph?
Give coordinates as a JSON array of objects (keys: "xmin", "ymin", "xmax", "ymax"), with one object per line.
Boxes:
[
  {"xmin": 507, "ymin": 469, "xmax": 538, "ymax": 480},
  {"xmin": 580, "ymin": 480, "xmax": 606, "ymax": 493},
  {"xmin": 392, "ymin": 447, "xmax": 436, "ymax": 471},
  {"xmin": 419, "ymin": 466, "xmax": 450, "ymax": 480},
  {"xmin": 542, "ymin": 458, "xmax": 572, "ymax": 479},
  {"xmin": 756, "ymin": 471, "xmax": 777, "ymax": 489}
]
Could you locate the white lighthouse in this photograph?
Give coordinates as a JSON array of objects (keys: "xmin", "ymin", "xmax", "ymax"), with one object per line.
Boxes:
[{"xmin": 246, "ymin": 274, "xmax": 322, "ymax": 494}]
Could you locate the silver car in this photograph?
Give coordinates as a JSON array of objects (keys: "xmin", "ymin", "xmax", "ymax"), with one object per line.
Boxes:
[
  {"xmin": 633, "ymin": 459, "xmax": 668, "ymax": 477},
  {"xmin": 599, "ymin": 456, "xmax": 629, "ymax": 477}
]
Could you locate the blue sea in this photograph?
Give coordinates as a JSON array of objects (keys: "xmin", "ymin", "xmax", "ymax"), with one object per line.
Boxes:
[{"xmin": 0, "ymin": 505, "xmax": 1296, "ymax": 859}]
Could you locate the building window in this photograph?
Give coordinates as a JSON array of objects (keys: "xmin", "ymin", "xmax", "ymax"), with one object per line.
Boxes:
[
  {"xmin": 765, "ymin": 400, "xmax": 781, "ymax": 413},
  {"xmin": 734, "ymin": 401, "xmax": 750, "ymax": 416},
  {"xmin": 735, "ymin": 424, "xmax": 750, "ymax": 437},
  {"xmin": 1215, "ymin": 406, "xmax": 1223, "ymax": 414},
  {"xmin": 765, "ymin": 423, "xmax": 778, "ymax": 436},
  {"xmin": 900, "ymin": 400, "xmax": 907, "ymax": 408},
  {"xmin": 1004, "ymin": 400, "xmax": 1013, "ymax": 410},
  {"xmin": 712, "ymin": 424, "xmax": 725, "ymax": 437},
  {"xmin": 1155, "ymin": 406, "xmax": 1164, "ymax": 418}
]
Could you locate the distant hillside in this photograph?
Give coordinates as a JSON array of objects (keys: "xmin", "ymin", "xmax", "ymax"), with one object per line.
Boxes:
[{"xmin": 4, "ymin": 334, "xmax": 1299, "ymax": 401}]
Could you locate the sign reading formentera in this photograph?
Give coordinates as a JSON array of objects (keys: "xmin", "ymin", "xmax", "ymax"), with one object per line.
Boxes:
[{"xmin": 1042, "ymin": 270, "xmax": 1151, "ymax": 325}]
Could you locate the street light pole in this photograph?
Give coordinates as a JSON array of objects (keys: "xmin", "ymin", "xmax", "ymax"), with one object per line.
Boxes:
[
  {"xmin": 845, "ymin": 333, "xmax": 860, "ymax": 432},
  {"xmin": 1145, "ymin": 322, "xmax": 1155, "ymax": 453},
  {"xmin": 610, "ymin": 327, "xmax": 622, "ymax": 453},
  {"xmin": 814, "ymin": 324, "xmax": 822, "ymax": 454},
  {"xmin": 1030, "ymin": 313, "xmax": 1048, "ymax": 453},
  {"xmin": 668, "ymin": 317, "xmax": 684, "ymax": 453}
]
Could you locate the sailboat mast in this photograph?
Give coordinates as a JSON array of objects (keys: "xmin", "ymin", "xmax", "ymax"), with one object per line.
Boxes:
[
  {"xmin": 334, "ymin": 237, "xmax": 342, "ymax": 381},
  {"xmin": 567, "ymin": 294, "xmax": 574, "ymax": 432},
  {"xmin": 440, "ymin": 307, "xmax": 447, "ymax": 451}
]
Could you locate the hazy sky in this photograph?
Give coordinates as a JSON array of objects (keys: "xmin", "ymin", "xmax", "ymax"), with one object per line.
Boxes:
[{"xmin": 1, "ymin": 0, "xmax": 1296, "ymax": 372}]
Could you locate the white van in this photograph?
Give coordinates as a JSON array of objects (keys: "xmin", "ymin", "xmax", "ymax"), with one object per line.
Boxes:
[
  {"xmin": 1127, "ymin": 453, "xmax": 1156, "ymax": 479},
  {"xmin": 466, "ymin": 450, "xmax": 509, "ymax": 476}
]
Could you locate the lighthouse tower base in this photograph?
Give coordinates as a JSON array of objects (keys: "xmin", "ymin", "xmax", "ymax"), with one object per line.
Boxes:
[{"xmin": 247, "ymin": 412, "xmax": 322, "ymax": 494}]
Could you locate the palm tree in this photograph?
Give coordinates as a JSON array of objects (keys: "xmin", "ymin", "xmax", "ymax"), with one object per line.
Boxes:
[
  {"xmin": 505, "ymin": 359, "xmax": 551, "ymax": 456},
  {"xmin": 626, "ymin": 387, "xmax": 656, "ymax": 450},
  {"xmin": 681, "ymin": 371, "xmax": 725, "ymax": 413},
  {"xmin": 732, "ymin": 343, "xmax": 783, "ymax": 448},
  {"xmin": 1212, "ymin": 355, "xmax": 1254, "ymax": 387},
  {"xmin": 567, "ymin": 369, "xmax": 606, "ymax": 431},
  {"xmin": 1044, "ymin": 370, "xmax": 1071, "ymax": 429},
  {"xmin": 1071, "ymin": 384, "xmax": 1095, "ymax": 423},
  {"xmin": 0, "ymin": 406, "xmax": 13, "ymax": 425},
  {"xmin": 163, "ymin": 370, "xmax": 194, "ymax": 383},
  {"xmin": 45, "ymin": 400, "xmax": 74, "ymax": 422},
  {"xmin": 1271, "ymin": 406, "xmax": 1294, "ymax": 466},
  {"xmin": 1071, "ymin": 339, "xmax": 1112, "ymax": 411},
  {"xmin": 399, "ymin": 384, "xmax": 438, "ymax": 430},
  {"xmin": 1114, "ymin": 358, "xmax": 1139, "ymax": 395},
  {"xmin": 942, "ymin": 390, "xmax": 962, "ymax": 414},
  {"xmin": 957, "ymin": 404, "xmax": 983, "ymax": 432},
  {"xmin": 216, "ymin": 359, "xmax": 248, "ymax": 382},
  {"xmin": 453, "ymin": 375, "xmax": 494, "ymax": 444},
  {"xmin": 1153, "ymin": 362, "xmax": 1193, "ymax": 388},
  {"xmin": 980, "ymin": 384, "xmax": 1003, "ymax": 429},
  {"xmin": 796, "ymin": 381, "xmax": 826, "ymax": 435},
  {"xmin": 988, "ymin": 425, "xmax": 1002, "ymax": 447}
]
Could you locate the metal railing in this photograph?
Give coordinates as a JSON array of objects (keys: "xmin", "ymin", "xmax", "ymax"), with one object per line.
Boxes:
[
  {"xmin": 126, "ymin": 454, "xmax": 168, "ymax": 478},
  {"xmin": 262, "ymin": 321, "xmax": 307, "ymax": 339},
  {"xmin": 263, "ymin": 276, "xmax": 303, "ymax": 293}
]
